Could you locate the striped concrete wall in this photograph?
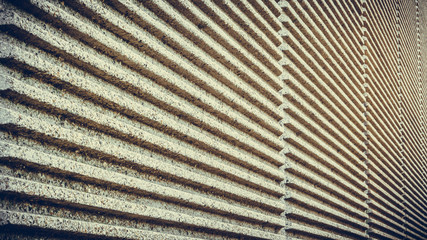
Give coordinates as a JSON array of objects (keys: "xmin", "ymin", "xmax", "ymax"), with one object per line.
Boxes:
[{"xmin": 0, "ymin": 0, "xmax": 425, "ymax": 239}]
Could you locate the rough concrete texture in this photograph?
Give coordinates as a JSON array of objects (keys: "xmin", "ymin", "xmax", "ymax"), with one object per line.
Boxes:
[{"xmin": 0, "ymin": 0, "xmax": 425, "ymax": 239}]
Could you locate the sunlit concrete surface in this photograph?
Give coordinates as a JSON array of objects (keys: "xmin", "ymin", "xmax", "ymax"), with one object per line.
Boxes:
[{"xmin": 0, "ymin": 0, "xmax": 425, "ymax": 239}]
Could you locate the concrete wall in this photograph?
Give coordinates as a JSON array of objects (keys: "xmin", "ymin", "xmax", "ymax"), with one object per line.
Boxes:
[{"xmin": 0, "ymin": 0, "xmax": 425, "ymax": 239}]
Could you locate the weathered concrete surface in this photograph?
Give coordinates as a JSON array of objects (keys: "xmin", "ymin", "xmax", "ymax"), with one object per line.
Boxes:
[{"xmin": 0, "ymin": 0, "xmax": 425, "ymax": 239}]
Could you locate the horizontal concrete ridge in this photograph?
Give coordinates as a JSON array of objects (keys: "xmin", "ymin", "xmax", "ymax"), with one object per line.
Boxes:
[{"xmin": 0, "ymin": 0, "xmax": 425, "ymax": 239}]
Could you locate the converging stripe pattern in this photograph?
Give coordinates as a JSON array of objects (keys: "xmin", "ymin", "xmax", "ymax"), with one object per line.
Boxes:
[
  {"xmin": 0, "ymin": 0, "xmax": 425, "ymax": 239},
  {"xmin": 0, "ymin": 0, "xmax": 287, "ymax": 239}
]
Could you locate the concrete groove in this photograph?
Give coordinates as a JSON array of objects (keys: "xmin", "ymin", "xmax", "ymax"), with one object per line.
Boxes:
[
  {"xmin": 0, "ymin": 36, "xmax": 288, "ymax": 180},
  {"xmin": 1, "ymin": 27, "xmax": 288, "ymax": 156},
  {"xmin": 0, "ymin": 75, "xmax": 286, "ymax": 196}
]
